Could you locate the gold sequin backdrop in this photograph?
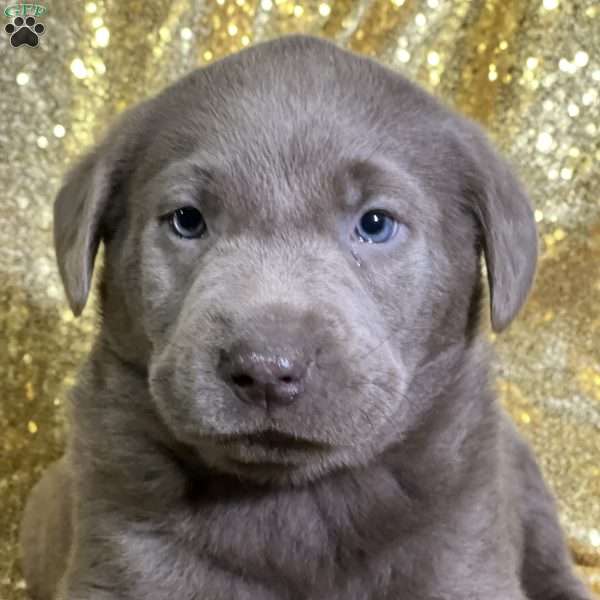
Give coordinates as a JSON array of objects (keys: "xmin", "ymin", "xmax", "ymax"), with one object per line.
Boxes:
[{"xmin": 0, "ymin": 0, "xmax": 598, "ymax": 597}]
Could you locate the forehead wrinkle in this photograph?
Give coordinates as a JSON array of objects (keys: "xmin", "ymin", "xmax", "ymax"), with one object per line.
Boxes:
[
  {"xmin": 140, "ymin": 156, "xmax": 225, "ymax": 216},
  {"xmin": 201, "ymin": 127, "xmax": 342, "ymax": 225},
  {"xmin": 154, "ymin": 102, "xmax": 399, "ymax": 229},
  {"xmin": 338, "ymin": 155, "xmax": 426, "ymax": 212}
]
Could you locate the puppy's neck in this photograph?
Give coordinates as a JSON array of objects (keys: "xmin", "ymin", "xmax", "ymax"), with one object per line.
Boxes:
[{"xmin": 382, "ymin": 337, "xmax": 500, "ymax": 498}]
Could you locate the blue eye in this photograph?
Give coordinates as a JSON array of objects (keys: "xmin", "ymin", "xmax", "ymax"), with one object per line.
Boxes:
[
  {"xmin": 169, "ymin": 207, "xmax": 207, "ymax": 239},
  {"xmin": 355, "ymin": 210, "xmax": 398, "ymax": 244}
]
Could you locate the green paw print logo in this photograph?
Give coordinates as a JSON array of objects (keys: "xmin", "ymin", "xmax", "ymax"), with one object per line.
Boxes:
[{"xmin": 4, "ymin": 3, "xmax": 47, "ymax": 48}]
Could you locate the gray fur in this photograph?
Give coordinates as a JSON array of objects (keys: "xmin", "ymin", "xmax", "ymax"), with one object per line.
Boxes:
[{"xmin": 20, "ymin": 34, "xmax": 590, "ymax": 600}]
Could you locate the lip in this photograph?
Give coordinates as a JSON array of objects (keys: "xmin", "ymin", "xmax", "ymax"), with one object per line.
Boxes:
[
  {"xmin": 227, "ymin": 458, "xmax": 293, "ymax": 471},
  {"xmin": 211, "ymin": 429, "xmax": 330, "ymax": 452}
]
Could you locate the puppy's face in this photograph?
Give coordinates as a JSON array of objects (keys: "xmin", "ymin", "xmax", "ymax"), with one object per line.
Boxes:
[
  {"xmin": 54, "ymin": 36, "xmax": 537, "ymax": 485},
  {"xmin": 139, "ymin": 146, "xmax": 471, "ymax": 485}
]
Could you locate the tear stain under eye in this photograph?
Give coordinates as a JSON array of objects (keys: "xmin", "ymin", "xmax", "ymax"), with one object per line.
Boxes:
[{"xmin": 351, "ymin": 248, "xmax": 362, "ymax": 267}]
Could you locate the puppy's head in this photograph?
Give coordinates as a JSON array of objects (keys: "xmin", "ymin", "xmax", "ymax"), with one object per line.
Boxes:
[{"xmin": 54, "ymin": 35, "xmax": 537, "ymax": 485}]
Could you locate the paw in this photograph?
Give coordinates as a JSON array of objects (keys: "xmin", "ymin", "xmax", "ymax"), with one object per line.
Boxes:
[{"xmin": 4, "ymin": 16, "xmax": 45, "ymax": 48}]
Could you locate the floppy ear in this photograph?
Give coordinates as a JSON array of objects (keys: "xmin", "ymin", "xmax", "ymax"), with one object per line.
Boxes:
[
  {"xmin": 452, "ymin": 117, "xmax": 538, "ymax": 333},
  {"xmin": 53, "ymin": 107, "xmax": 145, "ymax": 316},
  {"xmin": 54, "ymin": 148, "xmax": 114, "ymax": 316}
]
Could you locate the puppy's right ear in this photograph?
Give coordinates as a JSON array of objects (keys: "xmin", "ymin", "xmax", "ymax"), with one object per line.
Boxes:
[
  {"xmin": 53, "ymin": 108, "xmax": 144, "ymax": 316},
  {"xmin": 54, "ymin": 148, "xmax": 114, "ymax": 316}
]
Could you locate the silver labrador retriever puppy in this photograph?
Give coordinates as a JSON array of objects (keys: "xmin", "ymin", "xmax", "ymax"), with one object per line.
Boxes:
[{"xmin": 21, "ymin": 34, "xmax": 591, "ymax": 600}]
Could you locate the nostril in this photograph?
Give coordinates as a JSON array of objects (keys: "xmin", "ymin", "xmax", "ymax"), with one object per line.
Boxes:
[
  {"xmin": 231, "ymin": 373, "xmax": 255, "ymax": 387},
  {"xmin": 220, "ymin": 336, "xmax": 312, "ymax": 407}
]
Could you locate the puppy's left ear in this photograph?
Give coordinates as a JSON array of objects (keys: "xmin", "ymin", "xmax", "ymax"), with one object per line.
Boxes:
[{"xmin": 451, "ymin": 117, "xmax": 538, "ymax": 333}]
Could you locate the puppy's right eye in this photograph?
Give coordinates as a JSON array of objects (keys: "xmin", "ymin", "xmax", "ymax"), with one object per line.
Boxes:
[{"xmin": 169, "ymin": 207, "xmax": 207, "ymax": 239}]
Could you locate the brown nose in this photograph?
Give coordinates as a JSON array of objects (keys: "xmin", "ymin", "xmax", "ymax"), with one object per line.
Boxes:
[{"xmin": 219, "ymin": 338, "xmax": 309, "ymax": 409}]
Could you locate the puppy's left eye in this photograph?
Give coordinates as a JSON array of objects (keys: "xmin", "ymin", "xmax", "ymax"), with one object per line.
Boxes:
[
  {"xmin": 355, "ymin": 210, "xmax": 398, "ymax": 244},
  {"xmin": 169, "ymin": 207, "xmax": 207, "ymax": 239}
]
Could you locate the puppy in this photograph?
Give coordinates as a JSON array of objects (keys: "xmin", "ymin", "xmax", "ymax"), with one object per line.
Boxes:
[{"xmin": 20, "ymin": 34, "xmax": 591, "ymax": 600}]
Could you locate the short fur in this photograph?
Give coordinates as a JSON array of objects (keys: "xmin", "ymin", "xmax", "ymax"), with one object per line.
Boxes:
[{"xmin": 20, "ymin": 35, "xmax": 591, "ymax": 600}]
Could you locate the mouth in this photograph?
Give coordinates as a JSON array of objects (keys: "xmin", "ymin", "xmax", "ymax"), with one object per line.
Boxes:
[
  {"xmin": 211, "ymin": 429, "xmax": 330, "ymax": 452},
  {"xmin": 206, "ymin": 429, "xmax": 332, "ymax": 469}
]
